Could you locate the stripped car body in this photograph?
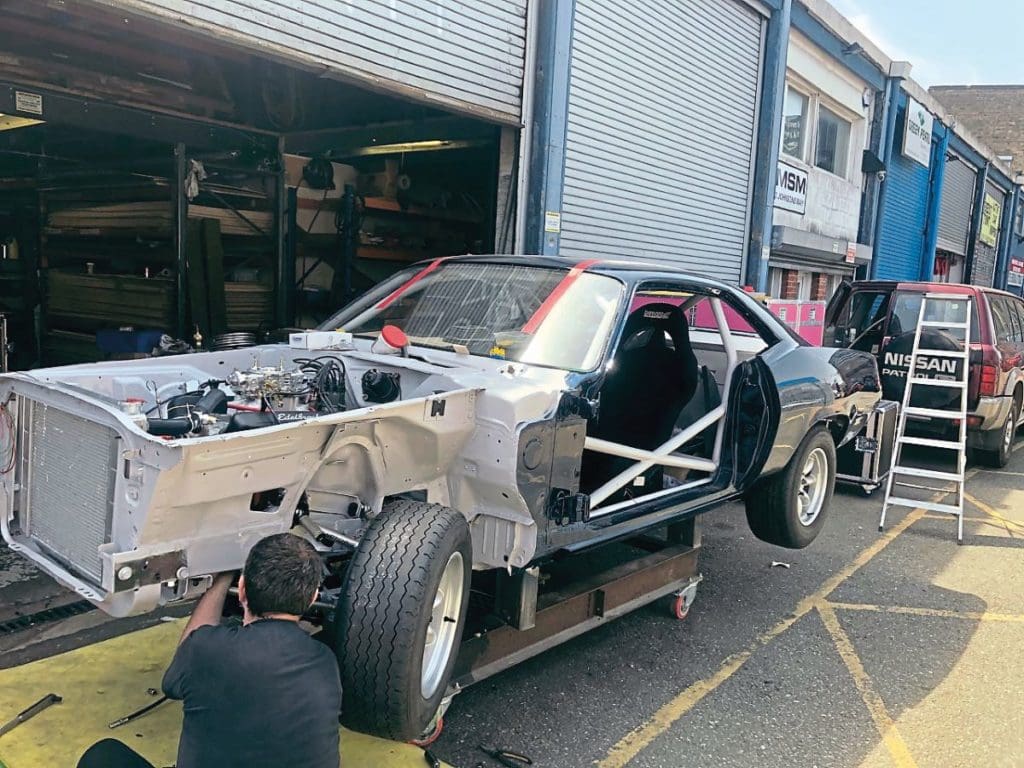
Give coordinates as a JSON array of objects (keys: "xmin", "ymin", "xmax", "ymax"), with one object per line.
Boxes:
[{"xmin": 0, "ymin": 256, "xmax": 880, "ymax": 737}]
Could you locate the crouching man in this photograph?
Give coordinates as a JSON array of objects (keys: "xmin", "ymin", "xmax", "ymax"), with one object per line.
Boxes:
[{"xmin": 78, "ymin": 533, "xmax": 342, "ymax": 768}]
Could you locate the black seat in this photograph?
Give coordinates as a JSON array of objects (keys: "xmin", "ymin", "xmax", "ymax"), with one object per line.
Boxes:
[{"xmin": 581, "ymin": 302, "xmax": 700, "ymax": 497}]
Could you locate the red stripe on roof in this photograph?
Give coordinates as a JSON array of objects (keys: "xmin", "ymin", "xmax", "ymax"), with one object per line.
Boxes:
[
  {"xmin": 521, "ymin": 259, "xmax": 601, "ymax": 335},
  {"xmin": 376, "ymin": 258, "xmax": 446, "ymax": 310}
]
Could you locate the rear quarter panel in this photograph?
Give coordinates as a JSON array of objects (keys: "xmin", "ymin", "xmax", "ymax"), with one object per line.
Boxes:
[{"xmin": 758, "ymin": 344, "xmax": 881, "ymax": 476}]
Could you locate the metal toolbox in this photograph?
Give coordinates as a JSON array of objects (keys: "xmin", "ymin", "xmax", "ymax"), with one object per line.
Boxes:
[{"xmin": 837, "ymin": 400, "xmax": 899, "ymax": 493}]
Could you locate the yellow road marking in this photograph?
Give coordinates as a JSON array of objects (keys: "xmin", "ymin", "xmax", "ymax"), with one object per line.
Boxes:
[
  {"xmin": 828, "ymin": 601, "xmax": 1024, "ymax": 624},
  {"xmin": 599, "ymin": 466, "xmax": 982, "ymax": 767},
  {"xmin": 920, "ymin": 513, "xmax": 1005, "ymax": 524},
  {"xmin": 964, "ymin": 491, "xmax": 1024, "ymax": 534},
  {"xmin": 919, "ymin": 512, "xmax": 1019, "ymax": 538},
  {"xmin": 597, "ymin": 502, "xmax": 929, "ymax": 768},
  {"xmin": 817, "ymin": 602, "xmax": 919, "ymax": 768},
  {"xmin": 974, "ymin": 468, "xmax": 1024, "ymax": 476}
]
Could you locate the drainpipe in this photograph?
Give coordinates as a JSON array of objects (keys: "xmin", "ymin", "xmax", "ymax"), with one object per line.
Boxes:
[
  {"xmin": 869, "ymin": 75, "xmax": 905, "ymax": 279},
  {"xmin": 994, "ymin": 182, "xmax": 1018, "ymax": 290},
  {"xmin": 963, "ymin": 161, "xmax": 990, "ymax": 285},
  {"xmin": 523, "ymin": 0, "xmax": 576, "ymax": 256},
  {"xmin": 513, "ymin": 0, "xmax": 542, "ymax": 253},
  {"xmin": 858, "ymin": 80, "xmax": 891, "ymax": 255},
  {"xmin": 744, "ymin": 0, "xmax": 791, "ymax": 292},
  {"xmin": 920, "ymin": 125, "xmax": 949, "ymax": 281}
]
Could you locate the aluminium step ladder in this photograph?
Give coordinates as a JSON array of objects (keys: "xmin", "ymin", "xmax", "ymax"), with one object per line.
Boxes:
[{"xmin": 879, "ymin": 293, "xmax": 972, "ymax": 543}]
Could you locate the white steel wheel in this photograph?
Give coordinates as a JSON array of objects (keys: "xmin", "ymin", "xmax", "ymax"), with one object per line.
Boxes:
[
  {"xmin": 421, "ymin": 551, "xmax": 465, "ymax": 699},
  {"xmin": 797, "ymin": 447, "xmax": 829, "ymax": 527}
]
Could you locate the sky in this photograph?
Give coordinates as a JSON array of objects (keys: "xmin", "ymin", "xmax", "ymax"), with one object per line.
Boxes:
[{"xmin": 828, "ymin": 0, "xmax": 1024, "ymax": 87}]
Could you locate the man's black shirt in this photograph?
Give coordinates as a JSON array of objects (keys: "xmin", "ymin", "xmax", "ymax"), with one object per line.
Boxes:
[{"xmin": 162, "ymin": 619, "xmax": 342, "ymax": 768}]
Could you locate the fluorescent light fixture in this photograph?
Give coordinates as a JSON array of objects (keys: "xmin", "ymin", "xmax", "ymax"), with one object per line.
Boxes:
[
  {"xmin": 0, "ymin": 113, "xmax": 44, "ymax": 131},
  {"xmin": 343, "ymin": 139, "xmax": 485, "ymax": 157}
]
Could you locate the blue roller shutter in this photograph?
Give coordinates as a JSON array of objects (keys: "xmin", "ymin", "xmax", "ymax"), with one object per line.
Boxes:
[{"xmin": 875, "ymin": 100, "xmax": 932, "ymax": 281}]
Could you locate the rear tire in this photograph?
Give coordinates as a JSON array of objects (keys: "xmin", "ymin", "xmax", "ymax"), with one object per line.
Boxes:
[
  {"xmin": 978, "ymin": 400, "xmax": 1019, "ymax": 468},
  {"xmin": 745, "ymin": 426, "xmax": 836, "ymax": 549},
  {"xmin": 333, "ymin": 500, "xmax": 471, "ymax": 741}
]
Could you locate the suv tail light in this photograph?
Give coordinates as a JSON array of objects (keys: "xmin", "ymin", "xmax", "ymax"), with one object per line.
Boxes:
[{"xmin": 969, "ymin": 345, "xmax": 1001, "ymax": 403}]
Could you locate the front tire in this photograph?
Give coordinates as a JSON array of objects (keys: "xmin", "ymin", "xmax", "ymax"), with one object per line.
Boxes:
[
  {"xmin": 745, "ymin": 426, "xmax": 836, "ymax": 549},
  {"xmin": 333, "ymin": 500, "xmax": 471, "ymax": 741}
]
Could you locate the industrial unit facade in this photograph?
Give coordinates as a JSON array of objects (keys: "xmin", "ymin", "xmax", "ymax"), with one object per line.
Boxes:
[{"xmin": 1, "ymin": 0, "xmax": 1023, "ymax": 372}]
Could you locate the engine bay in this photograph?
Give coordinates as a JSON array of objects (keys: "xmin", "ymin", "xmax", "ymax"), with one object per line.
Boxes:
[
  {"xmin": 25, "ymin": 339, "xmax": 467, "ymax": 443},
  {"xmin": 136, "ymin": 355, "xmax": 352, "ymax": 439}
]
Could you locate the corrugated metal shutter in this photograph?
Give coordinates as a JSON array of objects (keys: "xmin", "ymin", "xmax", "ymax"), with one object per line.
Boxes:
[
  {"xmin": 936, "ymin": 153, "xmax": 976, "ymax": 256},
  {"xmin": 101, "ymin": 0, "xmax": 527, "ymax": 123},
  {"xmin": 558, "ymin": 0, "xmax": 764, "ymax": 282},
  {"xmin": 876, "ymin": 105, "xmax": 931, "ymax": 281},
  {"xmin": 972, "ymin": 179, "xmax": 1007, "ymax": 287}
]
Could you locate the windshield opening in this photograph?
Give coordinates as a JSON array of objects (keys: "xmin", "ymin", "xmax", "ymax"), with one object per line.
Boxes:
[{"xmin": 321, "ymin": 262, "xmax": 625, "ymax": 372}]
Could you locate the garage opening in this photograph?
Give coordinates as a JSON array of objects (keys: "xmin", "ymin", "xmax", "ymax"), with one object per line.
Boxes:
[{"xmin": 0, "ymin": 1, "xmax": 508, "ymax": 369}]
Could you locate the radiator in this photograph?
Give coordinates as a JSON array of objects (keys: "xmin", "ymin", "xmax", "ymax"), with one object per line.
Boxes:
[{"xmin": 23, "ymin": 402, "xmax": 119, "ymax": 584}]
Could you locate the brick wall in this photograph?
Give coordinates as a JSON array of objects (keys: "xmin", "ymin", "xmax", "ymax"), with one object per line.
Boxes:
[
  {"xmin": 929, "ymin": 85, "xmax": 1024, "ymax": 173},
  {"xmin": 810, "ymin": 273, "xmax": 829, "ymax": 301},
  {"xmin": 781, "ymin": 269, "xmax": 799, "ymax": 300}
]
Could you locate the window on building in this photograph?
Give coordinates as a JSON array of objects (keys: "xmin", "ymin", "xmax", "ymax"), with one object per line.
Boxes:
[
  {"xmin": 781, "ymin": 86, "xmax": 809, "ymax": 161},
  {"xmin": 815, "ymin": 105, "xmax": 851, "ymax": 177}
]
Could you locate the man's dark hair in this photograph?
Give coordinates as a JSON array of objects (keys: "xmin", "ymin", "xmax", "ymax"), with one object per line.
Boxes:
[{"xmin": 243, "ymin": 534, "xmax": 321, "ymax": 617}]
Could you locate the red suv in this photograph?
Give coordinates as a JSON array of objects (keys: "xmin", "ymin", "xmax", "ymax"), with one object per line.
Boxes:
[{"xmin": 824, "ymin": 281, "xmax": 1024, "ymax": 467}]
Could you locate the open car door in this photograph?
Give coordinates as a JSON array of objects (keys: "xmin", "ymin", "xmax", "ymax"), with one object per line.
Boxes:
[{"xmin": 578, "ymin": 282, "xmax": 783, "ymax": 522}]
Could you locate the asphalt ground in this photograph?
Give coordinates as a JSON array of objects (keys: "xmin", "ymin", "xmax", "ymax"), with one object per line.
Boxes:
[{"xmin": 2, "ymin": 442, "xmax": 1023, "ymax": 767}]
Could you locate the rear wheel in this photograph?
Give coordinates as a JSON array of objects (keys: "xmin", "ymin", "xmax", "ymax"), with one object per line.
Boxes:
[
  {"xmin": 978, "ymin": 399, "xmax": 1019, "ymax": 468},
  {"xmin": 745, "ymin": 426, "xmax": 836, "ymax": 549},
  {"xmin": 333, "ymin": 500, "xmax": 471, "ymax": 741}
]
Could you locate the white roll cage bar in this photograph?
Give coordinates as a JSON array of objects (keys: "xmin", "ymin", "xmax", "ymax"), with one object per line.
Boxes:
[{"xmin": 585, "ymin": 295, "xmax": 740, "ymax": 516}]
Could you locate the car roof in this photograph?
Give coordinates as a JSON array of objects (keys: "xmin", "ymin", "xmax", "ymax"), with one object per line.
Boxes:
[
  {"xmin": 851, "ymin": 280, "xmax": 1021, "ymax": 301},
  {"xmin": 442, "ymin": 254, "xmax": 741, "ymax": 292}
]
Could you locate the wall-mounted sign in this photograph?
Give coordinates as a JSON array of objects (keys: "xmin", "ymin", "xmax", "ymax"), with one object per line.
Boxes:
[
  {"xmin": 1008, "ymin": 257, "xmax": 1024, "ymax": 287},
  {"xmin": 14, "ymin": 90, "xmax": 42, "ymax": 116},
  {"xmin": 980, "ymin": 193, "xmax": 1002, "ymax": 247},
  {"xmin": 774, "ymin": 160, "xmax": 807, "ymax": 214},
  {"xmin": 902, "ymin": 97, "xmax": 933, "ymax": 168}
]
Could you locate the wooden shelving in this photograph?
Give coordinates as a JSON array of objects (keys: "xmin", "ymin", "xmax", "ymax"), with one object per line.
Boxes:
[
  {"xmin": 362, "ymin": 196, "xmax": 481, "ymax": 224},
  {"xmin": 356, "ymin": 245, "xmax": 439, "ymax": 263}
]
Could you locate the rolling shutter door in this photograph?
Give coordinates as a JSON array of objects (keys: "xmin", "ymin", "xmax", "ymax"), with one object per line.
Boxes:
[
  {"xmin": 875, "ymin": 104, "xmax": 931, "ymax": 281},
  {"xmin": 936, "ymin": 154, "xmax": 976, "ymax": 256},
  {"xmin": 558, "ymin": 0, "xmax": 764, "ymax": 282},
  {"xmin": 99, "ymin": 0, "xmax": 528, "ymax": 123}
]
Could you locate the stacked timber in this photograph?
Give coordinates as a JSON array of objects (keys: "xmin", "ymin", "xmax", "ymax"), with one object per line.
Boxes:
[
  {"xmin": 225, "ymin": 282, "xmax": 274, "ymax": 331},
  {"xmin": 46, "ymin": 202, "xmax": 272, "ymax": 236},
  {"xmin": 46, "ymin": 270, "xmax": 175, "ymax": 331}
]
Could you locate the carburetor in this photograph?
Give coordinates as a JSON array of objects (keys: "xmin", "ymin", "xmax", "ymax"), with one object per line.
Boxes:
[{"xmin": 226, "ymin": 362, "xmax": 310, "ymax": 411}]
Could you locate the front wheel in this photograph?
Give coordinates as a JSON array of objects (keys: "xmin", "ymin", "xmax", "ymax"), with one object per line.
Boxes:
[
  {"xmin": 745, "ymin": 426, "xmax": 836, "ymax": 549},
  {"xmin": 333, "ymin": 500, "xmax": 472, "ymax": 741}
]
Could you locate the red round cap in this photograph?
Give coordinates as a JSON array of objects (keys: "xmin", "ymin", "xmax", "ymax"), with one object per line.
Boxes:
[{"xmin": 381, "ymin": 324, "xmax": 409, "ymax": 349}]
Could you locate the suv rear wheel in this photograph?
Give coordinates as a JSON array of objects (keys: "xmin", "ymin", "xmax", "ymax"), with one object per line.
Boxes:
[
  {"xmin": 745, "ymin": 426, "xmax": 836, "ymax": 548},
  {"xmin": 978, "ymin": 399, "xmax": 1019, "ymax": 468}
]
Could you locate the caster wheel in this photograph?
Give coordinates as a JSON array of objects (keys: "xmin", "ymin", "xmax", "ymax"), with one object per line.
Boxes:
[
  {"xmin": 670, "ymin": 594, "xmax": 690, "ymax": 621},
  {"xmin": 410, "ymin": 716, "xmax": 443, "ymax": 748}
]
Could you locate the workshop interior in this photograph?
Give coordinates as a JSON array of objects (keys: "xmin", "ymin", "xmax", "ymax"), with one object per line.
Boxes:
[{"xmin": 0, "ymin": 2, "xmax": 504, "ymax": 373}]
